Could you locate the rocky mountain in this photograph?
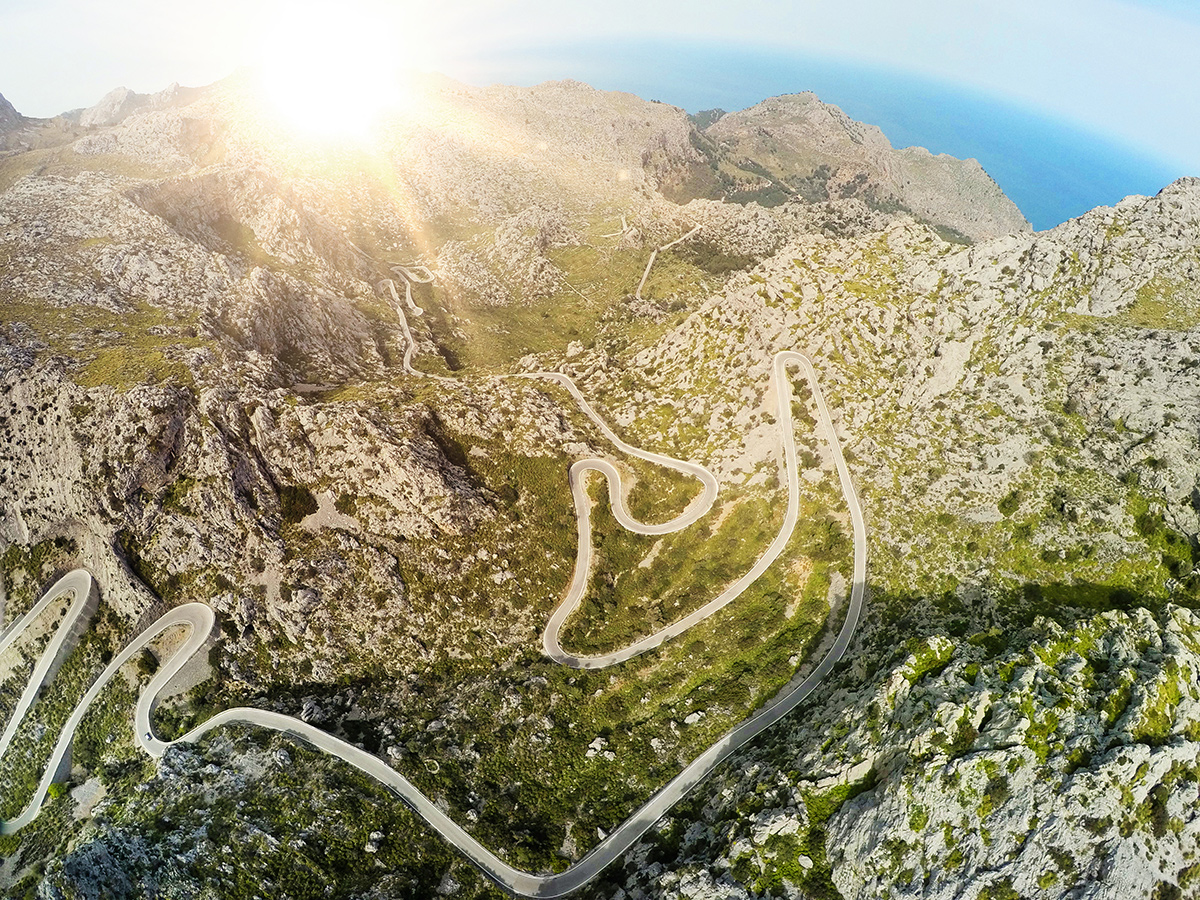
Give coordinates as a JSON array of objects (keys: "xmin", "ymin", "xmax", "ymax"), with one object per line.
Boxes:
[
  {"xmin": 0, "ymin": 93, "xmax": 31, "ymax": 156},
  {"xmin": 74, "ymin": 86, "xmax": 153, "ymax": 129},
  {"xmin": 0, "ymin": 94, "xmax": 20, "ymax": 133},
  {"xmin": 0, "ymin": 71, "xmax": 1197, "ymax": 900},
  {"xmin": 697, "ymin": 92, "xmax": 1030, "ymax": 242}
]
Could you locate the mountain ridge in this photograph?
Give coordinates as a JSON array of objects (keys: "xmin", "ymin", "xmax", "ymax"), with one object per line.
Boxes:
[
  {"xmin": 0, "ymin": 93, "xmax": 20, "ymax": 132},
  {"xmin": 696, "ymin": 90, "xmax": 1030, "ymax": 241},
  {"xmin": 0, "ymin": 73, "xmax": 1028, "ymax": 244}
]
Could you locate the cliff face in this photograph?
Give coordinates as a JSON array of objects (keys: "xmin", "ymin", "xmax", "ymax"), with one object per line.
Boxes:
[{"xmin": 0, "ymin": 71, "xmax": 1197, "ymax": 900}]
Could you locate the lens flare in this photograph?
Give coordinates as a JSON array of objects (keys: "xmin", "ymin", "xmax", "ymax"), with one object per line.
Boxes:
[{"xmin": 256, "ymin": 1, "xmax": 416, "ymax": 141}]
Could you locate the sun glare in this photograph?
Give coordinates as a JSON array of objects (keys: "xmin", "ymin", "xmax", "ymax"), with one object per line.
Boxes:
[{"xmin": 257, "ymin": 2, "xmax": 419, "ymax": 141}]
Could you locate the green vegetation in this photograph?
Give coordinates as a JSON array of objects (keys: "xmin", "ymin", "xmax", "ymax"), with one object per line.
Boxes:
[
  {"xmin": 745, "ymin": 773, "xmax": 878, "ymax": 898},
  {"xmin": 0, "ymin": 537, "xmax": 79, "ymax": 624},
  {"xmin": 279, "ymin": 484, "xmax": 319, "ymax": 524},
  {"xmin": 160, "ymin": 476, "xmax": 197, "ymax": 515},
  {"xmin": 902, "ymin": 636, "xmax": 953, "ymax": 684},
  {"xmin": 73, "ymin": 674, "xmax": 154, "ymax": 792},
  {"xmin": 115, "ymin": 529, "xmax": 235, "ymax": 607},
  {"xmin": 563, "ymin": 485, "xmax": 778, "ymax": 652},
  {"xmin": 138, "ymin": 314, "xmax": 866, "ymax": 875},
  {"xmin": 1130, "ymin": 660, "xmax": 1185, "ymax": 745},
  {"xmin": 0, "ymin": 602, "xmax": 117, "ymax": 819},
  {"xmin": 563, "ymin": 480, "xmax": 848, "ymax": 657},
  {"xmin": 866, "ymin": 451, "xmax": 1200, "ymax": 637},
  {"xmin": 677, "ymin": 241, "xmax": 757, "ymax": 276},
  {"xmin": 0, "ymin": 145, "xmax": 178, "ymax": 194},
  {"xmin": 366, "ymin": 567, "xmax": 844, "ymax": 874},
  {"xmin": 0, "ymin": 300, "xmax": 206, "ymax": 390},
  {"xmin": 401, "ymin": 232, "xmax": 717, "ymax": 374},
  {"xmin": 977, "ymin": 774, "xmax": 1010, "ymax": 819},
  {"xmin": 406, "ymin": 246, "xmax": 632, "ymax": 371},
  {"xmin": 195, "ymin": 422, "xmax": 853, "ymax": 875},
  {"xmin": 1112, "ymin": 277, "xmax": 1200, "ymax": 331},
  {"xmin": 66, "ymin": 729, "xmax": 498, "ymax": 900},
  {"xmin": 621, "ymin": 457, "xmax": 705, "ymax": 525},
  {"xmin": 74, "ymin": 347, "xmax": 192, "ymax": 390},
  {"xmin": 977, "ymin": 879, "xmax": 1020, "ymax": 900},
  {"xmin": 0, "ymin": 595, "xmax": 70, "ymax": 737},
  {"xmin": 997, "ymin": 488, "xmax": 1022, "ymax": 517},
  {"xmin": 0, "ymin": 781, "xmax": 78, "ymax": 893}
]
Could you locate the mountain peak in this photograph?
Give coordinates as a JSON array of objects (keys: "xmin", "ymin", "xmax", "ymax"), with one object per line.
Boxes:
[
  {"xmin": 699, "ymin": 90, "xmax": 1030, "ymax": 241},
  {"xmin": 79, "ymin": 86, "xmax": 148, "ymax": 128},
  {"xmin": 0, "ymin": 92, "xmax": 21, "ymax": 132}
]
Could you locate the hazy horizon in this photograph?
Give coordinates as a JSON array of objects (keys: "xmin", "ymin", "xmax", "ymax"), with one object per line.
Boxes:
[
  {"xmin": 2, "ymin": 46, "xmax": 1183, "ymax": 233},
  {"xmin": 449, "ymin": 38, "xmax": 1186, "ymax": 232}
]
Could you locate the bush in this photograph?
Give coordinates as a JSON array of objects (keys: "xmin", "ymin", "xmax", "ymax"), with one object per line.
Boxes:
[
  {"xmin": 279, "ymin": 485, "xmax": 319, "ymax": 524},
  {"xmin": 998, "ymin": 489, "xmax": 1022, "ymax": 517}
]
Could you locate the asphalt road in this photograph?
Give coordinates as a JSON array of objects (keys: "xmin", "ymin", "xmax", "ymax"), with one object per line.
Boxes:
[
  {"xmin": 0, "ymin": 570, "xmax": 96, "ymax": 779},
  {"xmin": 540, "ymin": 351, "xmax": 858, "ymax": 671},
  {"xmin": 635, "ymin": 225, "xmax": 702, "ymax": 300},
  {"xmin": 1, "ymin": 333, "xmax": 865, "ymax": 894},
  {"xmin": 389, "ymin": 267, "xmax": 458, "ymax": 384},
  {"xmin": 1, "ymin": 589, "xmax": 213, "ymax": 833}
]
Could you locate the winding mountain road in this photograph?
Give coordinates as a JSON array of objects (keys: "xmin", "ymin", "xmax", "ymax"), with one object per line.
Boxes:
[
  {"xmin": 541, "ymin": 351, "xmax": 861, "ymax": 671},
  {"xmin": 635, "ymin": 224, "xmax": 702, "ymax": 300},
  {"xmin": 0, "ymin": 273, "xmax": 867, "ymax": 896}
]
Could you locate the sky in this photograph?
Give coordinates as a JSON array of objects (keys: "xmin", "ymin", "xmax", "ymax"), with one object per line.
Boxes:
[{"xmin": 0, "ymin": 0, "xmax": 1196, "ymax": 229}]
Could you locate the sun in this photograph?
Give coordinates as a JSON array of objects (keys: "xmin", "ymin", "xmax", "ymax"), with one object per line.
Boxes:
[{"xmin": 255, "ymin": 1, "xmax": 419, "ymax": 141}]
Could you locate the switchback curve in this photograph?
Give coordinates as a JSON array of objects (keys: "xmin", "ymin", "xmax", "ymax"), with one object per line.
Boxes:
[{"xmin": 0, "ymin": 277, "xmax": 867, "ymax": 896}]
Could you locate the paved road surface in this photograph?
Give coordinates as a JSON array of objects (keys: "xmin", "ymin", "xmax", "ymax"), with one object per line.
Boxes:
[
  {"xmin": 541, "ymin": 351, "xmax": 857, "ymax": 670},
  {"xmin": 1, "ymin": 288, "xmax": 866, "ymax": 895}
]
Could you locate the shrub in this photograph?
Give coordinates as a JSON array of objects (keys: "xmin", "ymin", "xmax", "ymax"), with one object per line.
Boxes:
[{"xmin": 279, "ymin": 485, "xmax": 319, "ymax": 524}]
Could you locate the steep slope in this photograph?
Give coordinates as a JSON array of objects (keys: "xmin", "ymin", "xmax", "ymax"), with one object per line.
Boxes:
[
  {"xmin": 381, "ymin": 76, "xmax": 704, "ymax": 219},
  {"xmin": 572, "ymin": 178, "xmax": 1200, "ymax": 899},
  {"xmin": 0, "ymin": 94, "xmax": 20, "ymax": 133},
  {"xmin": 702, "ymin": 92, "xmax": 1030, "ymax": 242}
]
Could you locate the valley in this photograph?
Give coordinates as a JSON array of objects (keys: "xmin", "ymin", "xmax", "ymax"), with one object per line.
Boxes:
[{"xmin": 0, "ymin": 72, "xmax": 1197, "ymax": 900}]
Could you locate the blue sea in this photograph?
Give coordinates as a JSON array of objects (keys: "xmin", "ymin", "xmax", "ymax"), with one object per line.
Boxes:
[{"xmin": 451, "ymin": 39, "xmax": 1188, "ymax": 232}]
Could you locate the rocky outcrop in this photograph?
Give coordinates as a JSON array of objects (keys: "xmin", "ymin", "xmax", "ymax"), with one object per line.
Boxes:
[
  {"xmin": 559, "ymin": 176, "xmax": 1200, "ymax": 898},
  {"xmin": 827, "ymin": 609, "xmax": 1200, "ymax": 900},
  {"xmin": 436, "ymin": 206, "xmax": 581, "ymax": 306},
  {"xmin": 376, "ymin": 76, "xmax": 703, "ymax": 221},
  {"xmin": 593, "ymin": 606, "xmax": 1200, "ymax": 900},
  {"xmin": 0, "ymin": 92, "xmax": 21, "ymax": 133},
  {"xmin": 79, "ymin": 87, "xmax": 151, "ymax": 129},
  {"xmin": 76, "ymin": 84, "xmax": 192, "ymax": 130}
]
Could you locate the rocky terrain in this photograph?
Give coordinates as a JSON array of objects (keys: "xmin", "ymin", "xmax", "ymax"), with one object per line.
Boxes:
[
  {"xmin": 0, "ymin": 71, "xmax": 1197, "ymax": 900},
  {"xmin": 0, "ymin": 96, "xmax": 20, "ymax": 135},
  {"xmin": 596, "ymin": 604, "xmax": 1200, "ymax": 900},
  {"xmin": 568, "ymin": 178, "xmax": 1200, "ymax": 900},
  {"xmin": 695, "ymin": 94, "xmax": 1030, "ymax": 243}
]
